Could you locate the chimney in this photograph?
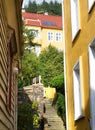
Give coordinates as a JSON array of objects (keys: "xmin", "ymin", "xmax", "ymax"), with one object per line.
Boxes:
[{"xmin": 44, "ymin": 12, "xmax": 48, "ymax": 15}]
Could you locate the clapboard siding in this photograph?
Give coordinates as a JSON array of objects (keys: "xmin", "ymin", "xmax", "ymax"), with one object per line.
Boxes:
[
  {"xmin": 0, "ymin": 0, "xmax": 14, "ymax": 130},
  {"xmin": 0, "ymin": 98, "xmax": 13, "ymax": 128},
  {"xmin": 0, "ymin": 0, "xmax": 22, "ymax": 129},
  {"xmin": 1, "ymin": 87, "xmax": 6, "ymax": 104},
  {"xmin": 0, "ymin": 122, "xmax": 9, "ymax": 130},
  {"xmin": 1, "ymin": 38, "xmax": 7, "ymax": 65}
]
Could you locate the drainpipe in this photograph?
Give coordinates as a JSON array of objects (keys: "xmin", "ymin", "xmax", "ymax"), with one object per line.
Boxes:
[{"xmin": 62, "ymin": 0, "xmax": 68, "ymax": 129}]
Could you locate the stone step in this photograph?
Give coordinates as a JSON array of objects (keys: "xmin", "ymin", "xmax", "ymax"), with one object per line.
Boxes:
[{"xmin": 44, "ymin": 99, "xmax": 65, "ymax": 130}]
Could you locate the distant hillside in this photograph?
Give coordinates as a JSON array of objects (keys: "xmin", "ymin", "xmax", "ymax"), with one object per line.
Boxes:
[{"xmin": 24, "ymin": 0, "xmax": 62, "ymax": 16}]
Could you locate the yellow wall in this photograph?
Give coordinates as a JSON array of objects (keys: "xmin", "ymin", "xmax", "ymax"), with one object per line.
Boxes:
[
  {"xmin": 26, "ymin": 25, "xmax": 64, "ymax": 51},
  {"xmin": 41, "ymin": 28, "xmax": 63, "ymax": 50},
  {"xmin": 63, "ymin": 0, "xmax": 95, "ymax": 130},
  {"xmin": 44, "ymin": 87, "xmax": 56, "ymax": 99}
]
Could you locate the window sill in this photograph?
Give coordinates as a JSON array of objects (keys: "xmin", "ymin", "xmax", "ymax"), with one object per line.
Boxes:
[
  {"xmin": 74, "ymin": 115, "xmax": 84, "ymax": 122},
  {"xmin": 74, "ymin": 115, "xmax": 85, "ymax": 122}
]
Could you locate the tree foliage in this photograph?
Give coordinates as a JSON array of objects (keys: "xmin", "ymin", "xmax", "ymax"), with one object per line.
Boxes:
[
  {"xmin": 24, "ymin": 0, "xmax": 62, "ymax": 16},
  {"xmin": 50, "ymin": 74, "xmax": 64, "ymax": 89},
  {"xmin": 18, "ymin": 101, "xmax": 41, "ymax": 130},
  {"xmin": 56, "ymin": 93, "xmax": 65, "ymax": 116},
  {"xmin": 18, "ymin": 51, "xmax": 40, "ymax": 88},
  {"xmin": 23, "ymin": 24, "xmax": 39, "ymax": 47},
  {"xmin": 18, "ymin": 102, "xmax": 33, "ymax": 130},
  {"xmin": 56, "ymin": 93, "xmax": 66, "ymax": 125},
  {"xmin": 25, "ymin": 0, "xmax": 37, "ymax": 13},
  {"xmin": 39, "ymin": 47, "xmax": 66, "ymax": 124},
  {"xmin": 18, "ymin": 22, "xmax": 40, "ymax": 88},
  {"xmin": 39, "ymin": 45, "xmax": 64, "ymax": 87}
]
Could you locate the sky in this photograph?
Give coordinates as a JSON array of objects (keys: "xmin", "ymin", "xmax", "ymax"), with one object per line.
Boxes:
[{"xmin": 22, "ymin": 0, "xmax": 62, "ymax": 7}]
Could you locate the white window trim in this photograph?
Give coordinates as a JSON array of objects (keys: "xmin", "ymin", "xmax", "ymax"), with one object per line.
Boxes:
[
  {"xmin": 88, "ymin": 0, "xmax": 95, "ymax": 12},
  {"xmin": 73, "ymin": 60, "xmax": 83, "ymax": 120},
  {"xmin": 88, "ymin": 37, "xmax": 95, "ymax": 130},
  {"xmin": 47, "ymin": 31, "xmax": 54, "ymax": 41},
  {"xmin": 70, "ymin": 0, "xmax": 80, "ymax": 41}
]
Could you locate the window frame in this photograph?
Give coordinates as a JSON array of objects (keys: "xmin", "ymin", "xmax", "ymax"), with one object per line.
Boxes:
[
  {"xmin": 73, "ymin": 60, "xmax": 83, "ymax": 120},
  {"xmin": 56, "ymin": 32, "xmax": 62, "ymax": 42},
  {"xmin": 47, "ymin": 31, "xmax": 54, "ymax": 41},
  {"xmin": 88, "ymin": 0, "xmax": 95, "ymax": 12},
  {"xmin": 70, "ymin": 0, "xmax": 80, "ymax": 41},
  {"xmin": 88, "ymin": 38, "xmax": 95, "ymax": 129}
]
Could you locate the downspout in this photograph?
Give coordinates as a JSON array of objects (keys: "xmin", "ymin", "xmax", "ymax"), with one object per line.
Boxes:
[{"xmin": 62, "ymin": 0, "xmax": 68, "ymax": 129}]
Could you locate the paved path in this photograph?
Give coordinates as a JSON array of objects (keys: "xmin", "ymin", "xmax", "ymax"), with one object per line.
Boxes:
[{"xmin": 44, "ymin": 99, "xmax": 65, "ymax": 130}]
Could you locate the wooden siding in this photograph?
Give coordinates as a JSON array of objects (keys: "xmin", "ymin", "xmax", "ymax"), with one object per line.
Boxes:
[{"xmin": 0, "ymin": 1, "xmax": 17, "ymax": 130}]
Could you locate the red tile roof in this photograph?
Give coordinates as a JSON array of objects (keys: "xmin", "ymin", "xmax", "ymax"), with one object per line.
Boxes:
[{"xmin": 22, "ymin": 12, "xmax": 62, "ymax": 29}]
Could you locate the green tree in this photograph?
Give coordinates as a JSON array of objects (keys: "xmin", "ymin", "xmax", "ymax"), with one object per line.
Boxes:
[
  {"xmin": 24, "ymin": 0, "xmax": 62, "ymax": 16},
  {"xmin": 56, "ymin": 93, "xmax": 66, "ymax": 125},
  {"xmin": 39, "ymin": 45, "xmax": 64, "ymax": 87},
  {"xmin": 18, "ymin": 51, "xmax": 40, "ymax": 88},
  {"xmin": 54, "ymin": 1, "xmax": 62, "ymax": 16},
  {"xmin": 50, "ymin": 74, "xmax": 64, "ymax": 93},
  {"xmin": 25, "ymin": 0, "xmax": 37, "ymax": 13},
  {"xmin": 18, "ymin": 101, "xmax": 41, "ymax": 130},
  {"xmin": 47, "ymin": 57, "xmax": 65, "ymax": 125},
  {"xmin": 18, "ymin": 102, "xmax": 33, "ymax": 130},
  {"xmin": 18, "ymin": 22, "xmax": 40, "ymax": 88},
  {"xmin": 50, "ymin": 74, "xmax": 66, "ymax": 125},
  {"xmin": 23, "ymin": 23, "xmax": 39, "ymax": 47},
  {"xmin": 41, "ymin": 0, "xmax": 49, "ymax": 12}
]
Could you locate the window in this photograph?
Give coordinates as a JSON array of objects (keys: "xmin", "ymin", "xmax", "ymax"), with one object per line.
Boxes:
[
  {"xmin": 89, "ymin": 38, "xmax": 95, "ymax": 130},
  {"xmin": 88, "ymin": 0, "xmax": 95, "ymax": 12},
  {"xmin": 35, "ymin": 46, "xmax": 40, "ymax": 56},
  {"xmin": 70, "ymin": 0, "xmax": 79, "ymax": 40},
  {"xmin": 73, "ymin": 60, "xmax": 82, "ymax": 120},
  {"xmin": 56, "ymin": 32, "xmax": 62, "ymax": 42},
  {"xmin": 48, "ymin": 32, "xmax": 54, "ymax": 41}
]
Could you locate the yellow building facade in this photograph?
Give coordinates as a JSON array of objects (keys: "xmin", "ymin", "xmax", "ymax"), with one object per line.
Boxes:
[
  {"xmin": 22, "ymin": 12, "xmax": 63, "ymax": 55},
  {"xmin": 0, "ymin": 0, "xmax": 23, "ymax": 130},
  {"xmin": 63, "ymin": 0, "xmax": 95, "ymax": 130}
]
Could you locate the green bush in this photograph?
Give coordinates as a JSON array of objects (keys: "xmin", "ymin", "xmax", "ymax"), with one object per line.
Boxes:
[
  {"xmin": 18, "ymin": 102, "xmax": 33, "ymax": 130},
  {"xmin": 56, "ymin": 93, "xmax": 65, "ymax": 117},
  {"xmin": 18, "ymin": 101, "xmax": 41, "ymax": 130},
  {"xmin": 50, "ymin": 74, "xmax": 64, "ymax": 89}
]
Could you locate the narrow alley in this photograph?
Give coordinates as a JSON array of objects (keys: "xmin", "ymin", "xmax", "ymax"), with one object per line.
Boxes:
[
  {"xmin": 18, "ymin": 84, "xmax": 65, "ymax": 130},
  {"xmin": 44, "ymin": 99, "xmax": 65, "ymax": 130}
]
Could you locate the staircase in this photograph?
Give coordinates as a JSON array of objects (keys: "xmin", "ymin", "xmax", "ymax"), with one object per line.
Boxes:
[{"xmin": 44, "ymin": 99, "xmax": 65, "ymax": 130}]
